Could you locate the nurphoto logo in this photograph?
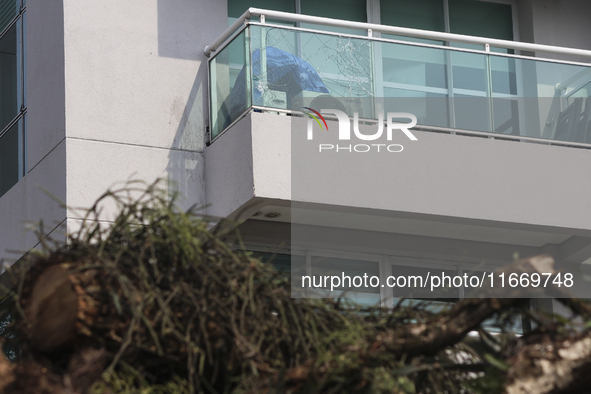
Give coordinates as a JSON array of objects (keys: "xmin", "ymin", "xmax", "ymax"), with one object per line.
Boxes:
[{"xmin": 304, "ymin": 109, "xmax": 418, "ymax": 153}]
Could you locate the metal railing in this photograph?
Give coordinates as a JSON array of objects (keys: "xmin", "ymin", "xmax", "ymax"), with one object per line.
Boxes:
[
  {"xmin": 206, "ymin": 9, "xmax": 591, "ymax": 147},
  {"xmin": 205, "ymin": 8, "xmax": 591, "ymax": 60}
]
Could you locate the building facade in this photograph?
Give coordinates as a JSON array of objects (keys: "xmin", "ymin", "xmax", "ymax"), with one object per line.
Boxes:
[{"xmin": 1, "ymin": 0, "xmax": 591, "ymax": 311}]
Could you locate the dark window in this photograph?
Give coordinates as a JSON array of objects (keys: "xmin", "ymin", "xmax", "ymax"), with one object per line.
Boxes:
[{"xmin": 0, "ymin": 0, "xmax": 25, "ymax": 199}]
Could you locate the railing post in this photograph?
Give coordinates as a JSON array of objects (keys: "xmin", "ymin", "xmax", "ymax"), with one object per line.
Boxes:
[
  {"xmin": 485, "ymin": 43, "xmax": 495, "ymax": 135},
  {"xmin": 260, "ymin": 15, "xmax": 267, "ymax": 107},
  {"xmin": 244, "ymin": 25, "xmax": 252, "ymax": 110},
  {"xmin": 445, "ymin": 49, "xmax": 456, "ymax": 131},
  {"xmin": 209, "ymin": 58, "xmax": 217, "ymax": 139},
  {"xmin": 371, "ymin": 34, "xmax": 384, "ymax": 120},
  {"xmin": 367, "ymin": 28, "xmax": 380, "ymax": 119}
]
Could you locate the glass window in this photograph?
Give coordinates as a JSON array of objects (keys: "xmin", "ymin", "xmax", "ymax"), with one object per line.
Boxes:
[
  {"xmin": 380, "ymin": 0, "xmax": 445, "ymax": 33},
  {"xmin": 300, "ymin": 0, "xmax": 367, "ymax": 22},
  {"xmin": 228, "ymin": 0, "xmax": 295, "ymax": 27},
  {"xmin": 0, "ymin": 23, "xmax": 18, "ymax": 130},
  {"xmin": 228, "ymin": 0, "xmax": 295, "ymax": 18},
  {"xmin": 448, "ymin": 0, "xmax": 513, "ymax": 41},
  {"xmin": 0, "ymin": 1, "xmax": 25, "ymax": 198},
  {"xmin": 0, "ymin": 0, "xmax": 18, "ymax": 33},
  {"xmin": 228, "ymin": 0, "xmax": 368, "ymax": 23},
  {"xmin": 228, "ymin": 0, "xmax": 368, "ymax": 34},
  {"xmin": 379, "ymin": 0, "xmax": 514, "ymax": 45},
  {"xmin": 309, "ymin": 255, "xmax": 381, "ymax": 306},
  {"xmin": 247, "ymin": 246, "xmax": 523, "ymax": 333},
  {"xmin": 0, "ymin": 122, "xmax": 18, "ymax": 196}
]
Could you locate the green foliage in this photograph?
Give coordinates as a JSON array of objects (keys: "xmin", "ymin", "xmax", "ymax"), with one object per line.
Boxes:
[
  {"xmin": 90, "ymin": 363, "xmax": 190, "ymax": 394},
  {"xmin": 9, "ymin": 181, "xmax": 539, "ymax": 393}
]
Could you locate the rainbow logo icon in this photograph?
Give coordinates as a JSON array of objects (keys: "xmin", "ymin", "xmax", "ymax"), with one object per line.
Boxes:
[{"xmin": 303, "ymin": 107, "xmax": 329, "ymax": 131}]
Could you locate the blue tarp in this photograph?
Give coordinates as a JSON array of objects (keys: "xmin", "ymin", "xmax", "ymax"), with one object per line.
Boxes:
[{"xmin": 222, "ymin": 47, "xmax": 329, "ymax": 128}]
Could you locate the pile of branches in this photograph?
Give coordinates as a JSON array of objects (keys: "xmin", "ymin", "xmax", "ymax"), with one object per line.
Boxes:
[{"xmin": 0, "ymin": 182, "xmax": 591, "ymax": 393}]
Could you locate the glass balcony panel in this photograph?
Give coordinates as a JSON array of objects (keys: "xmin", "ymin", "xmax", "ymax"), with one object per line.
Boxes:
[
  {"xmin": 565, "ymin": 80, "xmax": 591, "ymax": 143},
  {"xmin": 0, "ymin": 121, "xmax": 18, "ymax": 197},
  {"xmin": 249, "ymin": 25, "xmax": 373, "ymax": 116},
  {"xmin": 567, "ymin": 80, "xmax": 591, "ymax": 104},
  {"xmin": 525, "ymin": 59, "xmax": 586, "ymax": 97},
  {"xmin": 490, "ymin": 56, "xmax": 517, "ymax": 95},
  {"xmin": 381, "ymin": 42, "xmax": 448, "ymax": 90},
  {"xmin": 491, "ymin": 57, "xmax": 591, "ymax": 141},
  {"xmin": 209, "ymin": 30, "xmax": 249, "ymax": 139},
  {"xmin": 451, "ymin": 50, "xmax": 487, "ymax": 93},
  {"xmin": 489, "ymin": 56, "xmax": 521, "ymax": 137},
  {"xmin": 454, "ymin": 95, "xmax": 490, "ymax": 133},
  {"xmin": 383, "ymin": 89, "xmax": 450, "ymax": 129},
  {"xmin": 449, "ymin": 51, "xmax": 490, "ymax": 132},
  {"xmin": 492, "ymin": 98, "xmax": 520, "ymax": 136},
  {"xmin": 380, "ymin": 40, "xmax": 450, "ymax": 128}
]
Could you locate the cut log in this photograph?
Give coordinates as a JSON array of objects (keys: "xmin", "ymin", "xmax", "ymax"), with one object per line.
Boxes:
[
  {"xmin": 24, "ymin": 265, "xmax": 78, "ymax": 352},
  {"xmin": 504, "ymin": 334, "xmax": 591, "ymax": 394},
  {"xmin": 0, "ymin": 349, "xmax": 15, "ymax": 392}
]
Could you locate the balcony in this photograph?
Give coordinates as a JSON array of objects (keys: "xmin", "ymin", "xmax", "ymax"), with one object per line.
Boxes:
[
  {"xmin": 204, "ymin": 9, "xmax": 591, "ymax": 260},
  {"xmin": 208, "ymin": 9, "xmax": 591, "ymax": 145}
]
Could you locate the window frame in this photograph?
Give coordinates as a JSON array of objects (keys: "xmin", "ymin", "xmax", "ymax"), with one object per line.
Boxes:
[
  {"xmin": 227, "ymin": 0, "xmax": 519, "ymax": 49},
  {"xmin": 244, "ymin": 242, "xmax": 507, "ymax": 308},
  {"xmin": 0, "ymin": 0, "xmax": 26, "ymax": 198},
  {"xmin": 368, "ymin": 0, "xmax": 518, "ymax": 43},
  {"xmin": 245, "ymin": 242, "xmax": 527, "ymax": 332}
]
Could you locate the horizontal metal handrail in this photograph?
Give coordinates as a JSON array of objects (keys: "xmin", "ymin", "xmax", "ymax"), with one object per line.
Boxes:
[{"xmin": 204, "ymin": 8, "xmax": 591, "ymax": 60}]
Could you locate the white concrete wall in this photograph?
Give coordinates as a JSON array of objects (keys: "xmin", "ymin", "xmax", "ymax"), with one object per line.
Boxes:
[
  {"xmin": 204, "ymin": 113, "xmax": 255, "ymax": 220},
  {"xmin": 0, "ymin": 0, "xmax": 67, "ymax": 263},
  {"xmin": 518, "ymin": 0, "xmax": 591, "ymax": 62},
  {"xmin": 208, "ymin": 112, "xmax": 591, "ymax": 236},
  {"xmin": 0, "ymin": 0, "xmax": 230, "ymax": 262},
  {"xmin": 204, "ymin": 113, "xmax": 293, "ymax": 221},
  {"xmin": 61, "ymin": 0, "xmax": 227, "ymax": 221},
  {"xmin": 5, "ymin": 0, "xmax": 591, "ymax": 264}
]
